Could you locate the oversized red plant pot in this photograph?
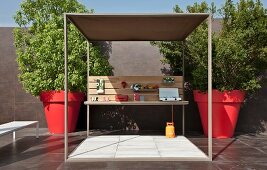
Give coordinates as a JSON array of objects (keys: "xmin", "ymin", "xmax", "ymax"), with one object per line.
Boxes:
[
  {"xmin": 193, "ymin": 90, "xmax": 245, "ymax": 138},
  {"xmin": 40, "ymin": 90, "xmax": 84, "ymax": 134}
]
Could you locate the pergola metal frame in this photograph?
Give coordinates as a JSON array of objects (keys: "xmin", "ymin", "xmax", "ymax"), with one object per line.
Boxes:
[{"xmin": 64, "ymin": 13, "xmax": 212, "ymax": 162}]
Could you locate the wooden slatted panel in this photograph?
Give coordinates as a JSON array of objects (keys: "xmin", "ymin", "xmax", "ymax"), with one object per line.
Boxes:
[
  {"xmin": 88, "ymin": 76, "xmax": 183, "ymax": 101},
  {"xmin": 89, "ymin": 83, "xmax": 121, "ymax": 89},
  {"xmin": 89, "ymin": 82, "xmax": 183, "ymax": 89},
  {"xmin": 88, "ymin": 76, "xmax": 183, "ymax": 83},
  {"xmin": 88, "ymin": 95, "xmax": 160, "ymax": 101},
  {"xmin": 88, "ymin": 89, "xmax": 183, "ymax": 95}
]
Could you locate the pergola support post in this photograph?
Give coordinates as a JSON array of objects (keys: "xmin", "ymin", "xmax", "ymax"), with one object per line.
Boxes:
[
  {"xmin": 208, "ymin": 14, "xmax": 213, "ymax": 161},
  {"xmin": 64, "ymin": 13, "xmax": 69, "ymax": 162},
  {"xmin": 87, "ymin": 41, "xmax": 90, "ymax": 137},
  {"xmin": 182, "ymin": 40, "xmax": 185, "ymax": 136}
]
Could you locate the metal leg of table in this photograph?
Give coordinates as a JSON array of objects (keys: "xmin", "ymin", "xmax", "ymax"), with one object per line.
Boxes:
[
  {"xmin": 36, "ymin": 122, "xmax": 39, "ymax": 139},
  {"xmin": 171, "ymin": 105, "xmax": 174, "ymax": 122},
  {"xmin": 182, "ymin": 105, "xmax": 185, "ymax": 136},
  {"xmin": 87, "ymin": 105, "xmax": 90, "ymax": 137},
  {"xmin": 13, "ymin": 131, "xmax": 15, "ymax": 141}
]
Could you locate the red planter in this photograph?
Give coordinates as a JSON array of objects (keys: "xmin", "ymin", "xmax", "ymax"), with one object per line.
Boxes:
[
  {"xmin": 40, "ymin": 90, "xmax": 84, "ymax": 134},
  {"xmin": 193, "ymin": 90, "xmax": 245, "ymax": 138}
]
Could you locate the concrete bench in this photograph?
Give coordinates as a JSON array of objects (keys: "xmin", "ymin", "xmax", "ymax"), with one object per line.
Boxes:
[{"xmin": 0, "ymin": 121, "xmax": 39, "ymax": 140}]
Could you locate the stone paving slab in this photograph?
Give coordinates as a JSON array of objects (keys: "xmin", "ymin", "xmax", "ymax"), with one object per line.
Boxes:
[{"xmin": 69, "ymin": 135, "xmax": 207, "ymax": 160}]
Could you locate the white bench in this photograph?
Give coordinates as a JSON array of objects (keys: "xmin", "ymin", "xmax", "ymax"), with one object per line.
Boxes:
[{"xmin": 0, "ymin": 121, "xmax": 39, "ymax": 140}]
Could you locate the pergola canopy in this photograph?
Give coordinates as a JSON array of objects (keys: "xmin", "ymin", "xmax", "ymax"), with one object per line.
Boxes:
[{"xmin": 66, "ymin": 13, "xmax": 209, "ymax": 41}]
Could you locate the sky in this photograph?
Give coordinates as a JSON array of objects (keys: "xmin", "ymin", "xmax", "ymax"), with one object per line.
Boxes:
[{"xmin": 0, "ymin": 0, "xmax": 266, "ymax": 27}]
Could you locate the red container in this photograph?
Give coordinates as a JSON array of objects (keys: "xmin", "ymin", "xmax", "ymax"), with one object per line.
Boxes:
[
  {"xmin": 134, "ymin": 93, "xmax": 140, "ymax": 101},
  {"xmin": 40, "ymin": 90, "xmax": 84, "ymax": 134},
  {"xmin": 115, "ymin": 94, "xmax": 128, "ymax": 101},
  {"xmin": 193, "ymin": 90, "xmax": 245, "ymax": 138}
]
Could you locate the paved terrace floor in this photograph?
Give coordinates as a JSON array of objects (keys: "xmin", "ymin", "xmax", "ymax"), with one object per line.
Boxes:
[
  {"xmin": 68, "ymin": 135, "xmax": 207, "ymax": 161},
  {"xmin": 0, "ymin": 129, "xmax": 266, "ymax": 170}
]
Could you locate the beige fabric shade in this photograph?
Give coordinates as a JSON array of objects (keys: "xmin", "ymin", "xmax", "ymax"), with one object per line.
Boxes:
[{"xmin": 66, "ymin": 13, "xmax": 209, "ymax": 41}]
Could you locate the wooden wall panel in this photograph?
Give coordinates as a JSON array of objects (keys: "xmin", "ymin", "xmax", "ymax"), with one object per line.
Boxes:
[{"xmin": 88, "ymin": 76, "xmax": 184, "ymax": 101}]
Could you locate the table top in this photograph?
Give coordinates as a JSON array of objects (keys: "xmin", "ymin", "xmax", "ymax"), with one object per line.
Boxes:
[{"xmin": 84, "ymin": 101, "xmax": 189, "ymax": 105}]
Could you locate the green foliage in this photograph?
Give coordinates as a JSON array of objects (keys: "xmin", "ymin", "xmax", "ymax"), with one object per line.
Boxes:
[
  {"xmin": 186, "ymin": 2, "xmax": 217, "ymax": 91},
  {"xmin": 152, "ymin": 0, "xmax": 267, "ymax": 93},
  {"xmin": 217, "ymin": 0, "xmax": 267, "ymax": 92},
  {"xmin": 150, "ymin": 41, "xmax": 185, "ymax": 75},
  {"xmin": 89, "ymin": 46, "xmax": 113, "ymax": 76},
  {"xmin": 13, "ymin": 0, "xmax": 113, "ymax": 96}
]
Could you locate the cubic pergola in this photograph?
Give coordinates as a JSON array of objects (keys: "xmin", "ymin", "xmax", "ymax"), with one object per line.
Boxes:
[{"xmin": 64, "ymin": 13, "xmax": 212, "ymax": 161}]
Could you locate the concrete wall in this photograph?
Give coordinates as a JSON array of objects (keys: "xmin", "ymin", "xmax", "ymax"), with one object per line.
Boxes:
[
  {"xmin": 1, "ymin": 27, "xmax": 266, "ymax": 134},
  {"xmin": 0, "ymin": 27, "xmax": 47, "ymax": 127}
]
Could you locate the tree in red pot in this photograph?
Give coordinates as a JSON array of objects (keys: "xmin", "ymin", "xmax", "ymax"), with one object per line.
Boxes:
[
  {"xmin": 192, "ymin": 0, "xmax": 266, "ymax": 138},
  {"xmin": 14, "ymin": 0, "xmax": 113, "ymax": 134},
  {"xmin": 152, "ymin": 1, "xmax": 267, "ymax": 138}
]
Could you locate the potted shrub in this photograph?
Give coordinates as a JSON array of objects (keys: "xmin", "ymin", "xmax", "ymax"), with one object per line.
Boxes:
[
  {"xmin": 152, "ymin": 1, "xmax": 267, "ymax": 138},
  {"xmin": 13, "ymin": 0, "xmax": 113, "ymax": 134},
  {"xmin": 192, "ymin": 0, "xmax": 266, "ymax": 138}
]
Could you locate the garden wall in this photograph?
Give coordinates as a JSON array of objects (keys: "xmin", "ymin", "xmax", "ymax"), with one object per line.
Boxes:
[
  {"xmin": 0, "ymin": 27, "xmax": 266, "ymax": 134},
  {"xmin": 0, "ymin": 27, "xmax": 46, "ymax": 127}
]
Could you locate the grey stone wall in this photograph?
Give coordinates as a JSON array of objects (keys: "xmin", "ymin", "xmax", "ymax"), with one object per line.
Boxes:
[
  {"xmin": 0, "ymin": 27, "xmax": 266, "ymax": 134},
  {"xmin": 0, "ymin": 27, "xmax": 46, "ymax": 127}
]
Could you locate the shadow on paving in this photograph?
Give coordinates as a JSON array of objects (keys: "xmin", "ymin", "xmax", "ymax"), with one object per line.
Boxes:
[{"xmin": 0, "ymin": 135, "xmax": 83, "ymax": 168}]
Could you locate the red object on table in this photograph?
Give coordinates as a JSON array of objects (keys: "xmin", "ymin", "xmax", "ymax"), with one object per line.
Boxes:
[
  {"xmin": 115, "ymin": 94, "xmax": 128, "ymax": 101},
  {"xmin": 134, "ymin": 93, "xmax": 140, "ymax": 101},
  {"xmin": 121, "ymin": 81, "xmax": 127, "ymax": 88}
]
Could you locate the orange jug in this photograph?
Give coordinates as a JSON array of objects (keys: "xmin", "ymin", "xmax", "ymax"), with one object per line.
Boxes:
[{"xmin": 165, "ymin": 122, "xmax": 175, "ymax": 138}]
